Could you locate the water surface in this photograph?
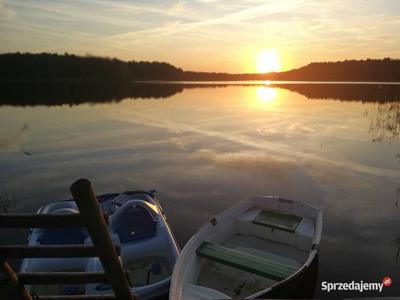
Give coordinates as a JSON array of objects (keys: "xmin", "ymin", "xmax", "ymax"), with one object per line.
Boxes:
[{"xmin": 0, "ymin": 82, "xmax": 399, "ymax": 298}]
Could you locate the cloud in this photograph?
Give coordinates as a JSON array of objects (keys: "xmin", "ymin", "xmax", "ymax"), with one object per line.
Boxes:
[
  {"xmin": 113, "ymin": 108, "xmax": 400, "ymax": 182},
  {"xmin": 190, "ymin": 149, "xmax": 297, "ymax": 176},
  {"xmin": 1, "ymin": 0, "xmax": 400, "ymax": 72},
  {"xmin": 0, "ymin": 0, "xmax": 15, "ymax": 19}
]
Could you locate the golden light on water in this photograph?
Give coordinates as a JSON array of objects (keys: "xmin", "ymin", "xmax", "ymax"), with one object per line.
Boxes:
[
  {"xmin": 256, "ymin": 86, "xmax": 278, "ymax": 104},
  {"xmin": 256, "ymin": 49, "xmax": 280, "ymax": 73},
  {"xmin": 256, "ymin": 86, "xmax": 278, "ymax": 107}
]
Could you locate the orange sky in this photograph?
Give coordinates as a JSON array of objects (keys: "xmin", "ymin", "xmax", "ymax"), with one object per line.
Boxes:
[{"xmin": 0, "ymin": 0, "xmax": 399, "ymax": 73}]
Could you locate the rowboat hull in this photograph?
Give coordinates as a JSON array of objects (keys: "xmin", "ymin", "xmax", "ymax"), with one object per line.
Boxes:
[{"xmin": 170, "ymin": 196, "xmax": 322, "ymax": 299}]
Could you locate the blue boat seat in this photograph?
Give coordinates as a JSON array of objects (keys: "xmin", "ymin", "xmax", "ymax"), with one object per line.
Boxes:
[
  {"xmin": 37, "ymin": 227, "xmax": 87, "ymax": 245},
  {"xmin": 37, "ymin": 208, "xmax": 87, "ymax": 245},
  {"xmin": 111, "ymin": 205, "xmax": 156, "ymax": 243}
]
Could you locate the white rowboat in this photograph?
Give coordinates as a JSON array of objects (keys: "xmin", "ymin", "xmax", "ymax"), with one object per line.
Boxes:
[{"xmin": 170, "ymin": 196, "xmax": 322, "ymax": 299}]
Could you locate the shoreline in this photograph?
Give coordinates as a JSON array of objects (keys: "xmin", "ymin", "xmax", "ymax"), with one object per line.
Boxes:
[{"xmin": 0, "ymin": 78, "xmax": 400, "ymax": 85}]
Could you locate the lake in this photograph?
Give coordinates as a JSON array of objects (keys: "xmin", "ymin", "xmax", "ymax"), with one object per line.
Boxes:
[{"xmin": 0, "ymin": 81, "xmax": 399, "ymax": 298}]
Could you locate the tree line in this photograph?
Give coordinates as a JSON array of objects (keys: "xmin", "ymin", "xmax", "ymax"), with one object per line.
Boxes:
[
  {"xmin": 272, "ymin": 58, "xmax": 400, "ymax": 82},
  {"xmin": 0, "ymin": 52, "xmax": 399, "ymax": 82},
  {"xmin": 0, "ymin": 52, "xmax": 184, "ymax": 80}
]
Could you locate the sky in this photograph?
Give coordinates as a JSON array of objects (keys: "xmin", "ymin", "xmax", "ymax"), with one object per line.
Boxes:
[{"xmin": 0, "ymin": 0, "xmax": 400, "ymax": 73}]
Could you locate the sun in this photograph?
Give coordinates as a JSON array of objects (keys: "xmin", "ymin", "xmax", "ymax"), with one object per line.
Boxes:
[{"xmin": 256, "ymin": 49, "xmax": 280, "ymax": 73}]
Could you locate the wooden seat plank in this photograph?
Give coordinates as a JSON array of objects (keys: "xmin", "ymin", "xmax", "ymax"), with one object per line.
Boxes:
[{"xmin": 196, "ymin": 241, "xmax": 298, "ymax": 281}]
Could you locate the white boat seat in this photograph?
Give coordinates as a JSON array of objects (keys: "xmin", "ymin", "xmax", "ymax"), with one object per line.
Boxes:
[{"xmin": 196, "ymin": 241, "xmax": 298, "ymax": 281}]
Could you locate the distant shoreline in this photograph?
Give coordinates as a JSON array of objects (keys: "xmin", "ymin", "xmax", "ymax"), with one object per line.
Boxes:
[
  {"xmin": 136, "ymin": 80, "xmax": 400, "ymax": 85},
  {"xmin": 1, "ymin": 53, "xmax": 400, "ymax": 83},
  {"xmin": 1, "ymin": 78, "xmax": 400, "ymax": 84}
]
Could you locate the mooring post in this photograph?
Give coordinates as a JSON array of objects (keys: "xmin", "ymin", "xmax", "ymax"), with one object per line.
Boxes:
[
  {"xmin": 0, "ymin": 259, "xmax": 32, "ymax": 300},
  {"xmin": 70, "ymin": 179, "xmax": 136, "ymax": 300}
]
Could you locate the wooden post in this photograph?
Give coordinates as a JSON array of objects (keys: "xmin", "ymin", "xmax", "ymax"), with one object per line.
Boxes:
[
  {"xmin": 0, "ymin": 259, "xmax": 32, "ymax": 300},
  {"xmin": 70, "ymin": 179, "xmax": 136, "ymax": 300}
]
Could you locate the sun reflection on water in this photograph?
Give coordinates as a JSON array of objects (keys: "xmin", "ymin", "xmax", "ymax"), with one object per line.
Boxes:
[{"xmin": 256, "ymin": 86, "xmax": 278, "ymax": 105}]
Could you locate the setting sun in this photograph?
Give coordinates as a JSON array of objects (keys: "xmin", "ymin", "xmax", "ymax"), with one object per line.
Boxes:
[{"xmin": 256, "ymin": 49, "xmax": 281, "ymax": 73}]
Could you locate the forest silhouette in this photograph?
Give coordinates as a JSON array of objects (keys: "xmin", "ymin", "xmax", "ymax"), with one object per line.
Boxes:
[{"xmin": 1, "ymin": 52, "xmax": 400, "ymax": 82}]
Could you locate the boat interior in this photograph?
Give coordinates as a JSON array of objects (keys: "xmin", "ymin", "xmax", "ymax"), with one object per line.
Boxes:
[
  {"xmin": 29, "ymin": 268, "xmax": 85, "ymax": 296},
  {"xmin": 109, "ymin": 200, "xmax": 174, "ymax": 287},
  {"xmin": 125, "ymin": 255, "xmax": 172, "ymax": 286},
  {"xmin": 191, "ymin": 206, "xmax": 316, "ymax": 299},
  {"xmin": 85, "ymin": 199, "xmax": 177, "ymax": 294},
  {"xmin": 24, "ymin": 193, "xmax": 178, "ymax": 296}
]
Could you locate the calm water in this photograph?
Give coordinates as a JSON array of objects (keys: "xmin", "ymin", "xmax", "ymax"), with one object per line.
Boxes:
[{"xmin": 0, "ymin": 82, "xmax": 399, "ymax": 298}]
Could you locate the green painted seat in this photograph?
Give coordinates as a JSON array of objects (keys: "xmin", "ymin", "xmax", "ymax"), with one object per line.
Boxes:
[
  {"xmin": 253, "ymin": 209, "xmax": 302, "ymax": 232},
  {"xmin": 196, "ymin": 241, "xmax": 298, "ymax": 281}
]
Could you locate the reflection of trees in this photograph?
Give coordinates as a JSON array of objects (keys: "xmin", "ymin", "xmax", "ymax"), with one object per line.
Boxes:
[
  {"xmin": 3, "ymin": 81, "xmax": 400, "ymax": 107},
  {"xmin": 368, "ymin": 102, "xmax": 400, "ymax": 143},
  {"xmin": 0, "ymin": 81, "xmax": 184, "ymax": 106},
  {"xmin": 271, "ymin": 83, "xmax": 400, "ymax": 144},
  {"xmin": 272, "ymin": 84, "xmax": 400, "ymax": 103},
  {"xmin": 0, "ymin": 183, "xmax": 12, "ymax": 214}
]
